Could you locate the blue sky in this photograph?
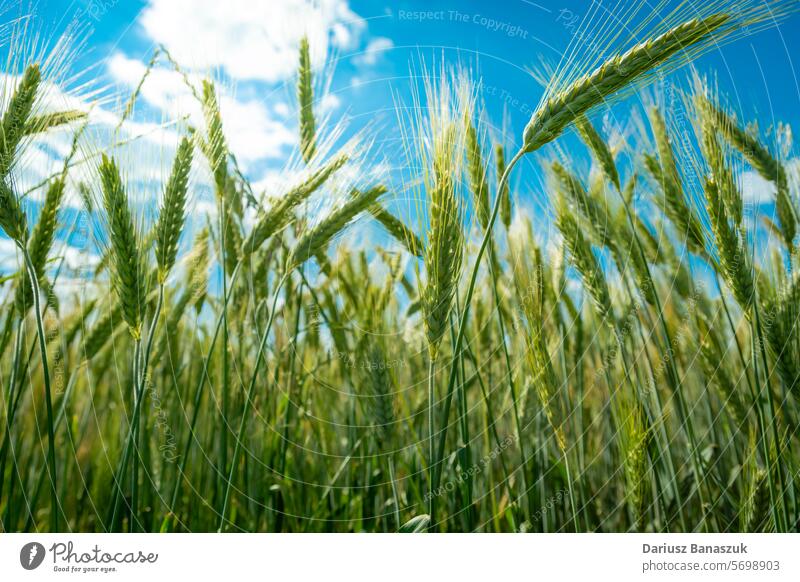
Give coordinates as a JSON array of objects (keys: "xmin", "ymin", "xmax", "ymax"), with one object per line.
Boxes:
[
  {"xmin": 34, "ymin": 0, "xmax": 800, "ymax": 168},
  {"xmin": 65, "ymin": 0, "xmax": 800, "ymax": 122},
  {"xmin": 2, "ymin": 0, "xmax": 800, "ymax": 281}
]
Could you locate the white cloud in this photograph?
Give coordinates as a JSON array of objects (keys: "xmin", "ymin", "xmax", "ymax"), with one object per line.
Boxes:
[
  {"xmin": 273, "ymin": 102, "xmax": 291, "ymax": 117},
  {"xmin": 787, "ymin": 158, "xmax": 800, "ymax": 195},
  {"xmin": 252, "ymin": 169, "xmax": 303, "ymax": 199},
  {"xmin": 0, "ymin": 237, "xmax": 21, "ymax": 273},
  {"xmin": 139, "ymin": 0, "xmax": 366, "ymax": 83},
  {"xmin": 107, "ymin": 53, "xmax": 296, "ymax": 165},
  {"xmin": 57, "ymin": 244, "xmax": 100, "ymax": 272},
  {"xmin": 104, "ymin": 1, "xmax": 397, "ymax": 169},
  {"xmin": 219, "ymin": 94, "xmax": 296, "ymax": 162},
  {"xmin": 107, "ymin": 53, "xmax": 200, "ymax": 120},
  {"xmin": 740, "ymin": 158, "xmax": 799, "ymax": 205},
  {"xmin": 354, "ymin": 37, "xmax": 393, "ymax": 66},
  {"xmin": 191, "ymin": 199, "xmax": 219, "ymax": 220},
  {"xmin": 18, "ymin": 144, "xmax": 62, "ymax": 192},
  {"xmin": 319, "ymin": 93, "xmax": 341, "ymax": 114},
  {"xmin": 741, "ymin": 170, "xmax": 776, "ymax": 204}
]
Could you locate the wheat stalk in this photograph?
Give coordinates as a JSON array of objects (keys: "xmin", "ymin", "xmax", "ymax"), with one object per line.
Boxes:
[
  {"xmin": 523, "ymin": 15, "xmax": 730, "ymax": 153},
  {"xmin": 740, "ymin": 429, "xmax": 773, "ymax": 531},
  {"xmin": 0, "ymin": 180, "xmax": 28, "ymax": 244},
  {"xmin": 762, "ymin": 280, "xmax": 800, "ymax": 395},
  {"xmin": 98, "ymin": 153, "xmax": 151, "ymax": 530},
  {"xmin": 576, "ymin": 116, "xmax": 621, "ymax": 192},
  {"xmin": 422, "ymin": 123, "xmax": 464, "ymax": 358},
  {"xmin": 697, "ymin": 314, "xmax": 748, "ymax": 426},
  {"xmin": 552, "ymin": 161, "xmax": 616, "ymax": 252},
  {"xmin": 15, "ymin": 178, "xmax": 65, "ymax": 314},
  {"xmin": 201, "ymin": 80, "xmax": 242, "ymax": 275},
  {"xmin": 298, "ymin": 36, "xmax": 316, "ymax": 163},
  {"xmin": 614, "ymin": 393, "xmax": 650, "ymax": 530},
  {"xmin": 647, "ymin": 107, "xmax": 706, "ymax": 255},
  {"xmin": 201, "ymin": 80, "xmax": 228, "ymax": 195},
  {"xmin": 703, "ymin": 178, "xmax": 754, "ymax": 312},
  {"xmin": 242, "ymin": 153, "xmax": 348, "ymax": 256},
  {"xmin": 290, "ymin": 185, "xmax": 385, "ymax": 267},
  {"xmin": 185, "ymin": 225, "xmax": 210, "ymax": 313},
  {"xmin": 155, "ymin": 137, "xmax": 193, "ymax": 282},
  {"xmin": 495, "ymin": 144, "xmax": 512, "ymax": 228},
  {"xmin": 465, "ymin": 114, "xmax": 489, "ymax": 229},
  {"xmin": 98, "ymin": 155, "xmax": 145, "ymax": 339},
  {"xmin": 24, "ymin": 109, "xmax": 87, "ymax": 137},
  {"xmin": 696, "ymin": 96, "xmax": 743, "ymax": 226},
  {"xmin": 699, "ymin": 95, "xmax": 796, "ymax": 247},
  {"xmin": 359, "ymin": 341, "xmax": 395, "ymax": 444},
  {"xmin": 0, "ymin": 64, "xmax": 41, "ymax": 178},
  {"xmin": 555, "ymin": 196, "xmax": 612, "ymax": 323},
  {"xmin": 513, "ymin": 253, "xmax": 565, "ymax": 451},
  {"xmin": 368, "ymin": 201, "xmax": 423, "ymax": 257}
]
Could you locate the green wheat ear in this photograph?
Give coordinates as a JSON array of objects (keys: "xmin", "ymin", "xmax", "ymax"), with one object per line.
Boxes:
[
  {"xmin": 614, "ymin": 393, "xmax": 650, "ymax": 530},
  {"xmin": 242, "ymin": 153, "xmax": 348, "ymax": 257},
  {"xmin": 523, "ymin": 15, "xmax": 730, "ymax": 152},
  {"xmin": 512, "ymin": 250, "xmax": 565, "ymax": 451},
  {"xmin": 552, "ymin": 161, "xmax": 616, "ymax": 252},
  {"xmin": 291, "ymin": 185, "xmax": 385, "ymax": 267},
  {"xmin": 699, "ymin": 95, "xmax": 797, "ymax": 247},
  {"xmin": 357, "ymin": 340, "xmax": 396, "ymax": 445},
  {"xmin": 201, "ymin": 80, "xmax": 244, "ymax": 273},
  {"xmin": 573, "ymin": 118, "xmax": 659, "ymax": 305},
  {"xmin": 495, "ymin": 144, "xmax": 511, "ymax": 228},
  {"xmin": 16, "ymin": 177, "xmax": 66, "ymax": 314},
  {"xmin": 417, "ymin": 71, "xmax": 468, "ymax": 360},
  {"xmin": 703, "ymin": 177, "xmax": 754, "ymax": 313},
  {"xmin": 368, "ymin": 201, "xmax": 423, "ymax": 257},
  {"xmin": 186, "ymin": 226, "xmax": 210, "ymax": 313},
  {"xmin": 0, "ymin": 181, "xmax": 28, "ymax": 244},
  {"xmin": 1, "ymin": 63, "xmax": 41, "ymax": 178},
  {"xmin": 298, "ymin": 35, "xmax": 316, "ymax": 163},
  {"xmin": 465, "ymin": 114, "xmax": 489, "ymax": 229},
  {"xmin": 422, "ymin": 138, "xmax": 465, "ymax": 358},
  {"xmin": 155, "ymin": 137, "xmax": 193, "ymax": 282},
  {"xmin": 555, "ymin": 196, "xmax": 612, "ymax": 324},
  {"xmin": 0, "ymin": 64, "xmax": 42, "ymax": 243},
  {"xmin": 575, "ymin": 116, "xmax": 621, "ymax": 192},
  {"xmin": 99, "ymin": 155, "xmax": 145, "ymax": 340},
  {"xmin": 740, "ymin": 428, "xmax": 772, "ymax": 532},
  {"xmin": 696, "ymin": 96, "xmax": 743, "ymax": 226},
  {"xmin": 762, "ymin": 280, "xmax": 800, "ymax": 396},
  {"xmin": 696, "ymin": 313, "xmax": 748, "ymax": 426},
  {"xmin": 24, "ymin": 110, "xmax": 87, "ymax": 137},
  {"xmin": 646, "ymin": 107, "xmax": 706, "ymax": 256},
  {"xmin": 201, "ymin": 80, "xmax": 228, "ymax": 195}
]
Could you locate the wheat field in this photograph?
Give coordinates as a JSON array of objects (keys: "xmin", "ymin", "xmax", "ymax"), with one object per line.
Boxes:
[{"xmin": 1, "ymin": 1, "xmax": 800, "ymax": 533}]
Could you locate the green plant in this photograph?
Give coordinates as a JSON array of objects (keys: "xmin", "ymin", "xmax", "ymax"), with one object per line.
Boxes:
[{"xmin": 2, "ymin": 2, "xmax": 799, "ymax": 536}]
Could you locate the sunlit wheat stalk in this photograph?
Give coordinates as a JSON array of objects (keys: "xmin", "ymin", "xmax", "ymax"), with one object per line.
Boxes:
[
  {"xmin": 219, "ymin": 184, "xmax": 379, "ymax": 529},
  {"xmin": 0, "ymin": 63, "xmax": 60, "ymax": 531},
  {"xmin": 430, "ymin": 12, "xmax": 748, "ymax": 521}
]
